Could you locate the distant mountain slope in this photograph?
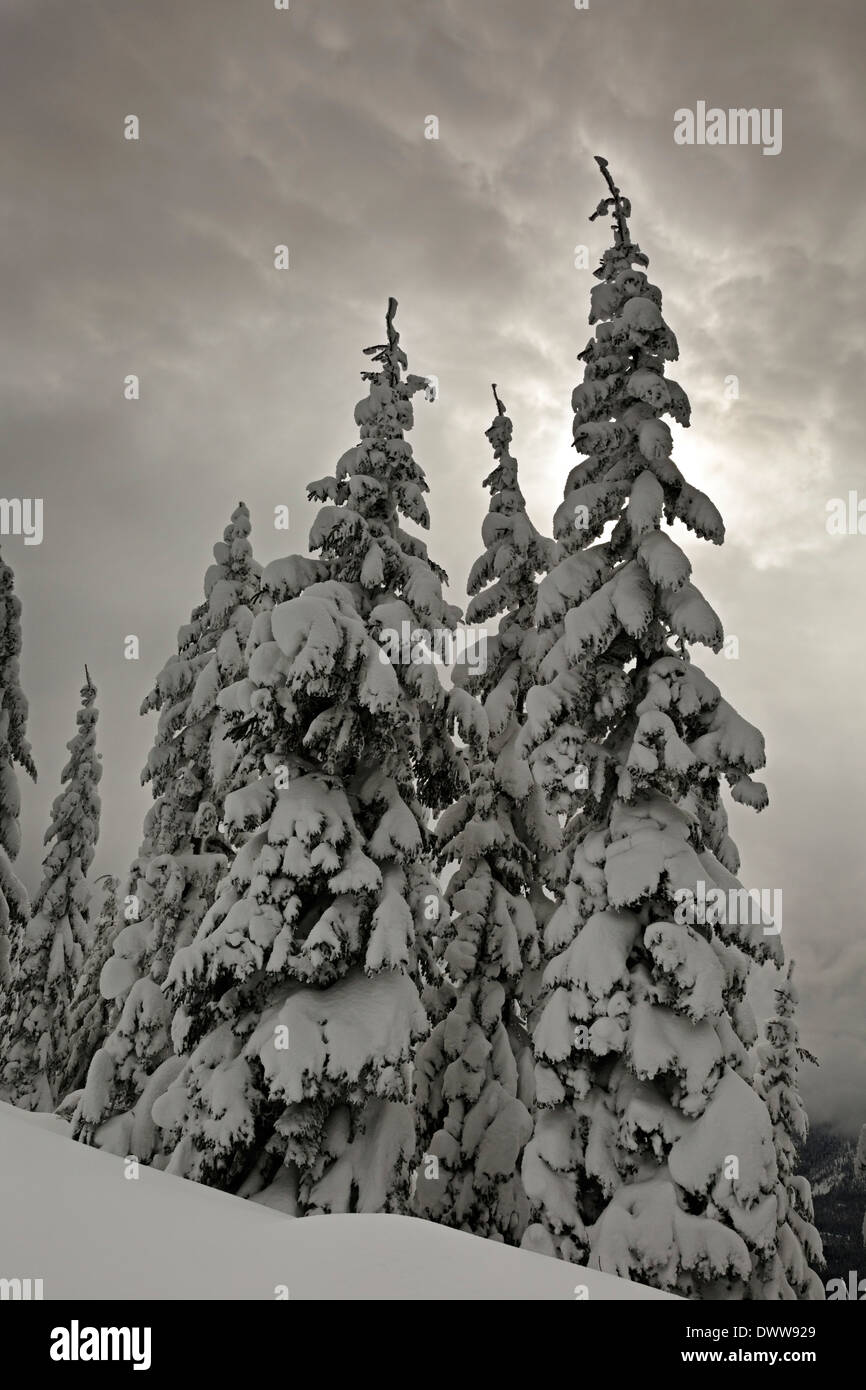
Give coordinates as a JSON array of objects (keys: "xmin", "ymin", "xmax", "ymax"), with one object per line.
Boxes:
[{"xmin": 799, "ymin": 1124, "xmax": 866, "ymax": 1291}]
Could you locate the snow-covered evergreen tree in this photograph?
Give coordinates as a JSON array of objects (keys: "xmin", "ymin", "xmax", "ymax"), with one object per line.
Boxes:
[
  {"xmin": 518, "ymin": 157, "xmax": 815, "ymax": 1297},
  {"xmin": 0, "ymin": 549, "xmax": 36, "ymax": 1006},
  {"xmin": 153, "ymin": 300, "xmax": 465, "ymax": 1214},
  {"xmin": 60, "ymin": 873, "xmax": 121, "ymax": 1098},
  {"xmin": 754, "ymin": 963, "xmax": 824, "ymax": 1298},
  {"xmin": 1, "ymin": 669, "xmax": 100, "ymax": 1111},
  {"xmin": 413, "ymin": 387, "xmax": 558, "ymax": 1242},
  {"xmin": 70, "ymin": 504, "xmax": 261, "ymax": 1154}
]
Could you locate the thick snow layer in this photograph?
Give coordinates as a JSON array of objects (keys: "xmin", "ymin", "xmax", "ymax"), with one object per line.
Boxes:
[{"xmin": 0, "ymin": 1102, "xmax": 673, "ymax": 1300}]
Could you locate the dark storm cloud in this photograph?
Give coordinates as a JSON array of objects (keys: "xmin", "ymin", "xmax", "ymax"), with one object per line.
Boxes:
[{"xmin": 1, "ymin": 0, "xmax": 864, "ymax": 1128}]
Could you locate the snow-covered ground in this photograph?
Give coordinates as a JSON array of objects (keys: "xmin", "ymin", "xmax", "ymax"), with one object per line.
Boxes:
[{"xmin": 0, "ymin": 1101, "xmax": 673, "ymax": 1300}]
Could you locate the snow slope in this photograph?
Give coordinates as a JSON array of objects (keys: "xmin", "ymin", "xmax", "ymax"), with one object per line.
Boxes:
[{"xmin": 0, "ymin": 1101, "xmax": 673, "ymax": 1300}]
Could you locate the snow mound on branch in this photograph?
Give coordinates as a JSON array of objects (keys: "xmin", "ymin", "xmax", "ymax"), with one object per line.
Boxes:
[
  {"xmin": 251, "ymin": 968, "xmax": 425, "ymax": 1104},
  {"xmin": 589, "ymin": 1176, "xmax": 752, "ymax": 1288},
  {"xmin": 0, "ymin": 1101, "xmax": 674, "ymax": 1300}
]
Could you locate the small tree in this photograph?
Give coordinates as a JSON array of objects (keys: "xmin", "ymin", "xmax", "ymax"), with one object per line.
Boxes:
[
  {"xmin": 70, "ymin": 504, "xmax": 261, "ymax": 1155},
  {"xmin": 0, "ymin": 549, "xmax": 36, "ymax": 1006},
  {"xmin": 754, "ymin": 963, "xmax": 825, "ymax": 1298},
  {"xmin": 519, "ymin": 158, "xmax": 814, "ymax": 1297},
  {"xmin": 2, "ymin": 669, "xmax": 100, "ymax": 1110},
  {"xmin": 60, "ymin": 874, "xmax": 121, "ymax": 1098},
  {"xmin": 413, "ymin": 387, "xmax": 558, "ymax": 1241},
  {"xmin": 154, "ymin": 300, "xmax": 465, "ymax": 1213}
]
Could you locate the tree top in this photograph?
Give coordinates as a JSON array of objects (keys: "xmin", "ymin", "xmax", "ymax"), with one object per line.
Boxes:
[{"xmin": 588, "ymin": 154, "xmax": 632, "ymax": 245}]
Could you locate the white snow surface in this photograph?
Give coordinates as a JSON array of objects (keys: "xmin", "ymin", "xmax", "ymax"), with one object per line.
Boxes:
[{"xmin": 0, "ymin": 1101, "xmax": 674, "ymax": 1300}]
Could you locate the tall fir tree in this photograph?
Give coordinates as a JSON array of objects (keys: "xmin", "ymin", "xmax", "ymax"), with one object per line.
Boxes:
[
  {"xmin": 413, "ymin": 387, "xmax": 558, "ymax": 1242},
  {"xmin": 60, "ymin": 873, "xmax": 120, "ymax": 1098},
  {"xmin": 1, "ymin": 669, "xmax": 100, "ymax": 1111},
  {"xmin": 153, "ymin": 300, "xmax": 466, "ymax": 1214},
  {"xmin": 754, "ymin": 963, "xmax": 825, "ymax": 1298},
  {"xmin": 0, "ymin": 549, "xmax": 36, "ymax": 1005},
  {"xmin": 70, "ymin": 504, "xmax": 261, "ymax": 1155},
  {"xmin": 518, "ymin": 157, "xmax": 820, "ymax": 1297}
]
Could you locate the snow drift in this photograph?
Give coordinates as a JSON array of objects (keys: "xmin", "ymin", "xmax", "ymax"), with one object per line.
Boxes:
[{"xmin": 0, "ymin": 1101, "xmax": 673, "ymax": 1300}]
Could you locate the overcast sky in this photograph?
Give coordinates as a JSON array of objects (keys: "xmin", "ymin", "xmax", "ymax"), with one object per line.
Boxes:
[{"xmin": 1, "ymin": 0, "xmax": 864, "ymax": 1132}]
